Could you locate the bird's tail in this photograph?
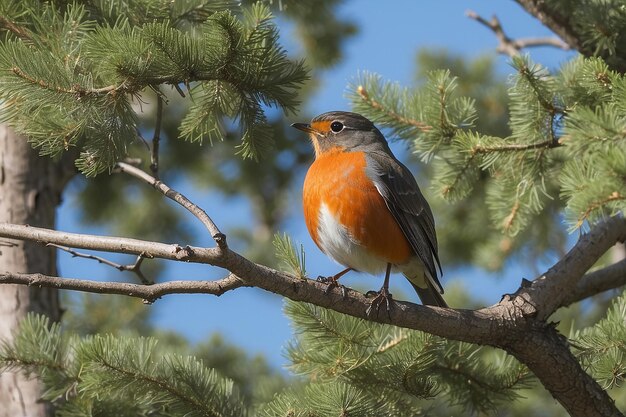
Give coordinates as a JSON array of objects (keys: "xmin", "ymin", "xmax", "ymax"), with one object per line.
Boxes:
[
  {"xmin": 409, "ymin": 282, "xmax": 448, "ymax": 307},
  {"xmin": 402, "ymin": 268, "xmax": 448, "ymax": 307}
]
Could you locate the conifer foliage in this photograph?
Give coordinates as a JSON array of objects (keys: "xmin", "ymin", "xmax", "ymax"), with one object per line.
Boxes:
[
  {"xmin": 350, "ymin": 55, "xmax": 626, "ymax": 240},
  {"xmin": 0, "ymin": 314, "xmax": 247, "ymax": 416},
  {"xmin": 261, "ymin": 301, "xmax": 532, "ymax": 416},
  {"xmin": 0, "ymin": 0, "xmax": 307, "ymax": 175},
  {"xmin": 2, "ymin": 1, "xmax": 626, "ymax": 416}
]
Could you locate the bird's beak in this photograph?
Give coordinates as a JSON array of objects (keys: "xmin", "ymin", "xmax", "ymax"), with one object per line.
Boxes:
[
  {"xmin": 291, "ymin": 122, "xmax": 315, "ymax": 134},
  {"xmin": 291, "ymin": 122, "xmax": 325, "ymax": 138}
]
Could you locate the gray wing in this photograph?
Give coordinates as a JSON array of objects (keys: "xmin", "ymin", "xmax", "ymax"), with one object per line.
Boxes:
[{"xmin": 366, "ymin": 152, "xmax": 443, "ymax": 293}]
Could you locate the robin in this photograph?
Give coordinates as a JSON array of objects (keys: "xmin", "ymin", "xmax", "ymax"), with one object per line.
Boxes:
[{"xmin": 292, "ymin": 111, "xmax": 447, "ymax": 311}]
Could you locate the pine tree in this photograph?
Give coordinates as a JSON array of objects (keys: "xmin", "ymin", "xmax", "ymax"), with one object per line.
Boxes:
[
  {"xmin": 0, "ymin": 0, "xmax": 320, "ymax": 415},
  {"xmin": 2, "ymin": 1, "xmax": 626, "ymax": 416}
]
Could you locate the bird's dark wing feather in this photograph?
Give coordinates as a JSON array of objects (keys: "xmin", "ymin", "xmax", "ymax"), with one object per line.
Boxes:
[{"xmin": 366, "ymin": 152, "xmax": 443, "ymax": 292}]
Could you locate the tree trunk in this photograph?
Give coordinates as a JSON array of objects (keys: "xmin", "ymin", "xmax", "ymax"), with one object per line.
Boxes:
[{"xmin": 0, "ymin": 125, "xmax": 68, "ymax": 417}]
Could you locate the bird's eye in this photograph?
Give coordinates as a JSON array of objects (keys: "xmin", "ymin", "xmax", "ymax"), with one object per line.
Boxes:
[{"xmin": 330, "ymin": 121, "xmax": 344, "ymax": 133}]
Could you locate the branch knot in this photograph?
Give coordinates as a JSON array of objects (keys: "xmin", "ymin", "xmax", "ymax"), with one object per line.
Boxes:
[{"xmin": 213, "ymin": 233, "xmax": 227, "ymax": 250}]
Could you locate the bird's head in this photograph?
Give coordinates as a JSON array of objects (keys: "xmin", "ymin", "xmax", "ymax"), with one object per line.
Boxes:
[{"xmin": 291, "ymin": 111, "xmax": 390, "ymax": 157}]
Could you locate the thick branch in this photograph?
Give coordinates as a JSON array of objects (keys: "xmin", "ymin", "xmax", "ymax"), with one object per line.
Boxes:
[
  {"xmin": 0, "ymin": 272, "xmax": 245, "ymax": 303},
  {"xmin": 561, "ymin": 258, "xmax": 626, "ymax": 307},
  {"xmin": 0, "ymin": 222, "xmax": 511, "ymax": 343},
  {"xmin": 2, "ymin": 221, "xmax": 626, "ymax": 416},
  {"xmin": 506, "ymin": 322, "xmax": 622, "ymax": 417},
  {"xmin": 520, "ymin": 216, "xmax": 626, "ymax": 320},
  {"xmin": 1, "ymin": 219, "xmax": 626, "ymax": 343}
]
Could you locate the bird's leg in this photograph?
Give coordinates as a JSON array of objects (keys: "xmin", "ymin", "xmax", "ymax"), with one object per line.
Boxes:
[
  {"xmin": 317, "ymin": 267, "xmax": 353, "ymax": 297},
  {"xmin": 366, "ymin": 263, "xmax": 393, "ymax": 318}
]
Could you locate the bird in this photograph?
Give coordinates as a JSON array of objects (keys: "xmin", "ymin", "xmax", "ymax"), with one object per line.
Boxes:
[{"xmin": 291, "ymin": 111, "xmax": 447, "ymax": 312}]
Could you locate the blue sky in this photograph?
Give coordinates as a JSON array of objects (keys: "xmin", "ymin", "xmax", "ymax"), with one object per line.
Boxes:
[{"xmin": 57, "ymin": 1, "xmax": 574, "ymax": 368}]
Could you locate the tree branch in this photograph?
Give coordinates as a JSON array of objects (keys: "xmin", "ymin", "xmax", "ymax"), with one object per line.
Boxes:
[
  {"xmin": 0, "ymin": 272, "xmax": 245, "ymax": 303},
  {"xmin": 471, "ymin": 138, "xmax": 560, "ymax": 155},
  {"xmin": 512, "ymin": 36, "xmax": 572, "ymax": 50},
  {"xmin": 520, "ymin": 215, "xmax": 626, "ymax": 320},
  {"xmin": 150, "ymin": 93, "xmax": 164, "ymax": 179},
  {"xmin": 467, "ymin": 11, "xmax": 519, "ymax": 58},
  {"xmin": 11, "ymin": 66, "xmax": 124, "ymax": 97},
  {"xmin": 355, "ymin": 86, "xmax": 432, "ymax": 132},
  {"xmin": 513, "ymin": 0, "xmax": 583, "ymax": 52},
  {"xmin": 2, "ymin": 219, "xmax": 626, "ymax": 417},
  {"xmin": 114, "ymin": 162, "xmax": 226, "ymax": 248},
  {"xmin": 466, "ymin": 10, "xmax": 569, "ymax": 58},
  {"xmin": 0, "ymin": 223, "xmax": 215, "ymax": 263},
  {"xmin": 0, "ymin": 16, "xmax": 33, "ymax": 41},
  {"xmin": 48, "ymin": 244, "xmax": 153, "ymax": 285},
  {"xmin": 1, "ymin": 218, "xmax": 626, "ymax": 342},
  {"xmin": 561, "ymin": 258, "xmax": 626, "ymax": 307},
  {"xmin": 513, "ymin": 0, "xmax": 626, "ymax": 74},
  {"xmin": 0, "ymin": 222, "xmax": 520, "ymax": 342}
]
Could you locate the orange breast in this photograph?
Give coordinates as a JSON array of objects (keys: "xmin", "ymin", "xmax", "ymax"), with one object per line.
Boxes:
[{"xmin": 303, "ymin": 149, "xmax": 412, "ymax": 265}]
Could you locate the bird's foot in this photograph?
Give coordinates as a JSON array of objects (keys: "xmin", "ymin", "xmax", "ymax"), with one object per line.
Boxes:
[
  {"xmin": 317, "ymin": 275, "xmax": 347, "ymax": 298},
  {"xmin": 365, "ymin": 287, "xmax": 393, "ymax": 318}
]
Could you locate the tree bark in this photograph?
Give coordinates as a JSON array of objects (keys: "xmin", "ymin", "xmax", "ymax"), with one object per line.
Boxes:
[
  {"xmin": 0, "ymin": 125, "xmax": 66, "ymax": 417},
  {"xmin": 501, "ymin": 319, "xmax": 621, "ymax": 416}
]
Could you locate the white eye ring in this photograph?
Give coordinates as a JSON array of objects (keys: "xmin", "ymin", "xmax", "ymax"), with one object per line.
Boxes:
[{"xmin": 330, "ymin": 121, "xmax": 344, "ymax": 133}]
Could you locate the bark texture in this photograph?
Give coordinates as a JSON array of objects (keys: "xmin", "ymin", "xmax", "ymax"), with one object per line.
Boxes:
[{"xmin": 0, "ymin": 125, "xmax": 64, "ymax": 417}]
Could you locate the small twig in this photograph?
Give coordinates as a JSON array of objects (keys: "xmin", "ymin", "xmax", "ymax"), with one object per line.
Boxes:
[
  {"xmin": 471, "ymin": 139, "xmax": 560, "ymax": 155},
  {"xmin": 0, "ymin": 272, "xmax": 246, "ymax": 304},
  {"xmin": 466, "ymin": 10, "xmax": 570, "ymax": 58},
  {"xmin": 466, "ymin": 11, "xmax": 519, "ymax": 57},
  {"xmin": 150, "ymin": 93, "xmax": 164, "ymax": 179},
  {"xmin": 0, "ymin": 240, "xmax": 18, "ymax": 247},
  {"xmin": 11, "ymin": 66, "xmax": 125, "ymax": 97},
  {"xmin": 0, "ymin": 16, "xmax": 32, "ymax": 41},
  {"xmin": 122, "ymin": 157, "xmax": 143, "ymax": 166},
  {"xmin": 48, "ymin": 243, "xmax": 153, "ymax": 285},
  {"xmin": 576, "ymin": 192, "xmax": 626, "ymax": 229},
  {"xmin": 356, "ymin": 86, "xmax": 432, "ymax": 132},
  {"xmin": 511, "ymin": 37, "xmax": 571, "ymax": 50},
  {"xmin": 136, "ymin": 131, "xmax": 151, "ymax": 152},
  {"xmin": 114, "ymin": 162, "xmax": 227, "ymax": 249}
]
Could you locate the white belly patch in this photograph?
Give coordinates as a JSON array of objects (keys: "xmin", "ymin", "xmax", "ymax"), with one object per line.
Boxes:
[{"xmin": 317, "ymin": 203, "xmax": 389, "ymax": 274}]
